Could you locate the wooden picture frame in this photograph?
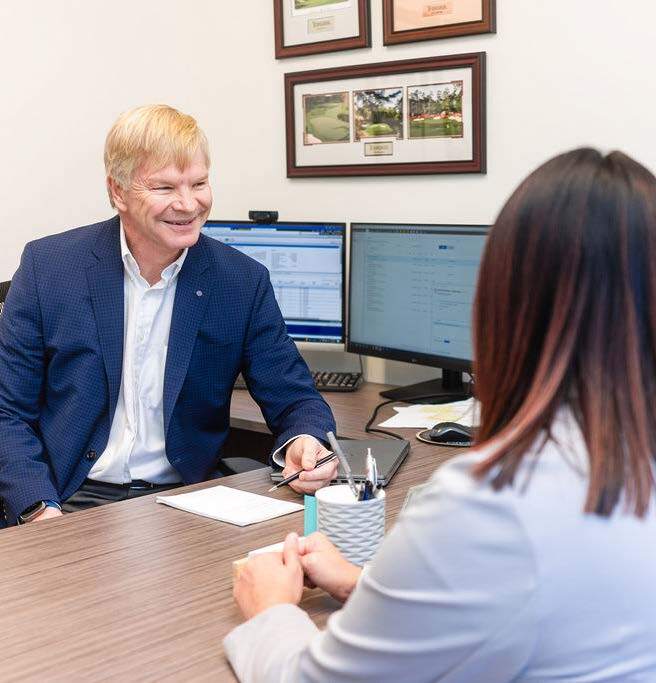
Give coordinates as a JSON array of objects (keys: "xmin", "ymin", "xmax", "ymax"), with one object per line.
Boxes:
[
  {"xmin": 274, "ymin": 0, "xmax": 371, "ymax": 59},
  {"xmin": 383, "ymin": 0, "xmax": 495, "ymax": 45},
  {"xmin": 285, "ymin": 52, "xmax": 486, "ymax": 177}
]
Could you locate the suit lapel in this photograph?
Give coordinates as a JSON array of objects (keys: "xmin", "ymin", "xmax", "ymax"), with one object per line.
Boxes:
[
  {"xmin": 86, "ymin": 217, "xmax": 124, "ymax": 423},
  {"xmin": 163, "ymin": 238, "xmax": 212, "ymax": 435}
]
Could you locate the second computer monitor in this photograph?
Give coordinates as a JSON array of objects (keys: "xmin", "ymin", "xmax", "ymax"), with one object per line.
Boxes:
[
  {"xmin": 348, "ymin": 222, "xmax": 488, "ymax": 400},
  {"xmin": 202, "ymin": 220, "xmax": 345, "ymax": 344}
]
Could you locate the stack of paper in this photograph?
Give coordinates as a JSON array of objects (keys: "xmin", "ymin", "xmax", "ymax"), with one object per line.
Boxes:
[
  {"xmin": 378, "ymin": 397, "xmax": 479, "ymax": 429},
  {"xmin": 156, "ymin": 485, "xmax": 304, "ymax": 526},
  {"xmin": 248, "ymin": 541, "xmax": 285, "ymax": 557},
  {"xmin": 233, "ymin": 540, "xmax": 287, "ymax": 581}
]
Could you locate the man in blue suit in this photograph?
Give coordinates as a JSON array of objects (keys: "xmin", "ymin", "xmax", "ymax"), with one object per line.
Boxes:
[{"xmin": 0, "ymin": 104, "xmax": 337, "ymax": 526}]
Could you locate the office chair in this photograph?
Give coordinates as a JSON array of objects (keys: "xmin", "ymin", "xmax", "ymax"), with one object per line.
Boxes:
[
  {"xmin": 218, "ymin": 457, "xmax": 267, "ymax": 475},
  {"xmin": 0, "ymin": 282, "xmax": 7, "ymax": 526},
  {"xmin": 0, "ymin": 280, "xmax": 10, "ymax": 315}
]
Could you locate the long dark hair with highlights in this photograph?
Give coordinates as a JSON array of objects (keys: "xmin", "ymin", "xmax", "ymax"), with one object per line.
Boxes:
[{"xmin": 473, "ymin": 148, "xmax": 656, "ymax": 516}]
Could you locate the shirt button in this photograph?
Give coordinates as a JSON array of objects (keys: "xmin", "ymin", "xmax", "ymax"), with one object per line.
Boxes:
[
  {"xmin": 196, "ymin": 290, "xmax": 203, "ymax": 297},
  {"xmin": 86, "ymin": 450, "xmax": 97, "ymax": 460}
]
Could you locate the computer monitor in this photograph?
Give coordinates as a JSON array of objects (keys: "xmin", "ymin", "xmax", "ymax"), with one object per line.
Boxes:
[
  {"xmin": 347, "ymin": 222, "xmax": 488, "ymax": 402},
  {"xmin": 202, "ymin": 220, "xmax": 345, "ymax": 346}
]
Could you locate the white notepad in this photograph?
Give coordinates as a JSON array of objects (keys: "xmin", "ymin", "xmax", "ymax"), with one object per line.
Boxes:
[{"xmin": 156, "ymin": 485, "xmax": 304, "ymax": 526}]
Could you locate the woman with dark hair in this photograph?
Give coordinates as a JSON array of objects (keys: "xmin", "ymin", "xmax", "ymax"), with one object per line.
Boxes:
[{"xmin": 224, "ymin": 149, "xmax": 656, "ymax": 682}]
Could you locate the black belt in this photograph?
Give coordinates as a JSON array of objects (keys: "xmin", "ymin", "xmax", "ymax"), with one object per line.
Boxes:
[{"xmin": 84, "ymin": 478, "xmax": 172, "ymax": 491}]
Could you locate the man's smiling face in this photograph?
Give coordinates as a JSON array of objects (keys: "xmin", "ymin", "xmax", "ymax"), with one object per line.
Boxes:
[{"xmin": 113, "ymin": 148, "xmax": 212, "ymax": 262}]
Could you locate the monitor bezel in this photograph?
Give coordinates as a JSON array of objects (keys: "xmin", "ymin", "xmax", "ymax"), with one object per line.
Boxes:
[
  {"xmin": 203, "ymin": 219, "xmax": 347, "ymax": 345},
  {"xmin": 346, "ymin": 222, "xmax": 489, "ymax": 372}
]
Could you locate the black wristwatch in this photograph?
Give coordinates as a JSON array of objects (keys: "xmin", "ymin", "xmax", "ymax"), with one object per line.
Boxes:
[{"xmin": 18, "ymin": 500, "xmax": 61, "ymax": 524}]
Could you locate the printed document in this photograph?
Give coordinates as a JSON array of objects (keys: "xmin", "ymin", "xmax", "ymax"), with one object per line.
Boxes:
[{"xmin": 378, "ymin": 397, "xmax": 479, "ymax": 429}]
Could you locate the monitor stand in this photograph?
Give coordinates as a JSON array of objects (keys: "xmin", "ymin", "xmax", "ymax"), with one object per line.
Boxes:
[{"xmin": 379, "ymin": 369, "xmax": 472, "ymax": 404}]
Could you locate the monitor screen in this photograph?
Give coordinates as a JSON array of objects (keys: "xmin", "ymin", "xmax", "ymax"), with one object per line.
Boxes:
[
  {"xmin": 202, "ymin": 220, "xmax": 345, "ymax": 343},
  {"xmin": 347, "ymin": 223, "xmax": 488, "ymax": 371}
]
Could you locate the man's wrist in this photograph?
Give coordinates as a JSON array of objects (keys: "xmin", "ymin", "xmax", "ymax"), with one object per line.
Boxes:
[
  {"xmin": 18, "ymin": 500, "xmax": 61, "ymax": 524},
  {"xmin": 272, "ymin": 434, "xmax": 319, "ymax": 468}
]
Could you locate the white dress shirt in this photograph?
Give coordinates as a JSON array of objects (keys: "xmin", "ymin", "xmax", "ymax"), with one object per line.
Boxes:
[
  {"xmin": 224, "ymin": 409, "xmax": 656, "ymax": 682},
  {"xmin": 88, "ymin": 225, "xmax": 187, "ymax": 484}
]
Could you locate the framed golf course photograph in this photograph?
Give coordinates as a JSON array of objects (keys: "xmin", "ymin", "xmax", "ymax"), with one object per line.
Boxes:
[
  {"xmin": 274, "ymin": 0, "xmax": 371, "ymax": 59},
  {"xmin": 284, "ymin": 52, "xmax": 486, "ymax": 177},
  {"xmin": 382, "ymin": 0, "xmax": 496, "ymax": 45}
]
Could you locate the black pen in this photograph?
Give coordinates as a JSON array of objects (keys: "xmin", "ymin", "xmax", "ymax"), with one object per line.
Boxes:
[{"xmin": 267, "ymin": 452, "xmax": 338, "ymax": 492}]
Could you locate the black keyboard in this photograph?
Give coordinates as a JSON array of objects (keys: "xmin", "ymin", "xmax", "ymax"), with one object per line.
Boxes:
[
  {"xmin": 311, "ymin": 370, "xmax": 363, "ymax": 392},
  {"xmin": 234, "ymin": 371, "xmax": 363, "ymax": 393}
]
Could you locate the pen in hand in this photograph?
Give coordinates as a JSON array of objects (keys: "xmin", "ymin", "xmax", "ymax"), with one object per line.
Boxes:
[{"xmin": 268, "ymin": 452, "xmax": 338, "ymax": 492}]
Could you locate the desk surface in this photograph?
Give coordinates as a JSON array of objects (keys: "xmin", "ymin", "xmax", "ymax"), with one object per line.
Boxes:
[{"xmin": 0, "ymin": 383, "xmax": 456, "ymax": 682}]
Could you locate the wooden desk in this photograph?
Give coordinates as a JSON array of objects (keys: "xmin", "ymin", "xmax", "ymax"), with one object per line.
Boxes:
[{"xmin": 0, "ymin": 383, "xmax": 455, "ymax": 682}]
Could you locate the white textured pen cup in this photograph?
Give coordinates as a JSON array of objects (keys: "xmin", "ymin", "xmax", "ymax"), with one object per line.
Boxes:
[{"xmin": 315, "ymin": 484, "xmax": 386, "ymax": 566}]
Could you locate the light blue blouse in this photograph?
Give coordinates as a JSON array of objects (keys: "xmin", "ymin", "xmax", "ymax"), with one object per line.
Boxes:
[{"xmin": 224, "ymin": 411, "xmax": 656, "ymax": 682}]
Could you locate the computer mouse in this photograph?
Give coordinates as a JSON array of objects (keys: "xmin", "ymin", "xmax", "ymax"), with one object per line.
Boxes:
[{"xmin": 424, "ymin": 421, "xmax": 473, "ymax": 446}]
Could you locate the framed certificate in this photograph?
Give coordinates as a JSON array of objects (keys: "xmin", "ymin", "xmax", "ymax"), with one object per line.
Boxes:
[
  {"xmin": 383, "ymin": 0, "xmax": 495, "ymax": 45},
  {"xmin": 274, "ymin": 0, "xmax": 371, "ymax": 59},
  {"xmin": 285, "ymin": 52, "xmax": 486, "ymax": 177}
]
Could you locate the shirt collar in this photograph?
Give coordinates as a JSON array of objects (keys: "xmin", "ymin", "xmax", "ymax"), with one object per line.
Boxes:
[{"xmin": 119, "ymin": 221, "xmax": 188, "ymax": 287}]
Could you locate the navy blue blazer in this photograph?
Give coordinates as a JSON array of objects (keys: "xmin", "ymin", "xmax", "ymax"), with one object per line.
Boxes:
[{"xmin": 0, "ymin": 217, "xmax": 335, "ymax": 525}]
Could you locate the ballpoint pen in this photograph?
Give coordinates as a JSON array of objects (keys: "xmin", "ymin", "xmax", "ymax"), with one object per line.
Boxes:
[
  {"xmin": 371, "ymin": 453, "xmax": 379, "ymax": 490},
  {"xmin": 326, "ymin": 431, "xmax": 360, "ymax": 499},
  {"xmin": 360, "ymin": 448, "xmax": 376, "ymax": 501},
  {"xmin": 267, "ymin": 452, "xmax": 338, "ymax": 492}
]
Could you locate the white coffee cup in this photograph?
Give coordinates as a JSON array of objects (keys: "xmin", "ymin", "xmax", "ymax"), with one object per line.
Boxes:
[{"xmin": 315, "ymin": 484, "xmax": 386, "ymax": 566}]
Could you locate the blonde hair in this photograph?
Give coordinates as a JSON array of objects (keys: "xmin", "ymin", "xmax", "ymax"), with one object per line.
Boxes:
[{"xmin": 104, "ymin": 104, "xmax": 210, "ymax": 206}]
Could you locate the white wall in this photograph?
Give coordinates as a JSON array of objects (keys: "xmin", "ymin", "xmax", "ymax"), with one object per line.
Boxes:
[{"xmin": 1, "ymin": 1, "xmax": 654, "ymax": 384}]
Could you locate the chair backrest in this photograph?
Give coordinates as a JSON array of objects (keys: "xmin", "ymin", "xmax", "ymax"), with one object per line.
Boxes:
[
  {"xmin": 0, "ymin": 280, "xmax": 10, "ymax": 315},
  {"xmin": 0, "ymin": 281, "xmax": 8, "ymax": 525}
]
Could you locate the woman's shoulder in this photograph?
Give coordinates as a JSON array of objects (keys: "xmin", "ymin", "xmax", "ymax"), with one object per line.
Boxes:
[
  {"xmin": 405, "ymin": 409, "xmax": 591, "ymax": 538},
  {"xmin": 432, "ymin": 408, "xmax": 587, "ymax": 490}
]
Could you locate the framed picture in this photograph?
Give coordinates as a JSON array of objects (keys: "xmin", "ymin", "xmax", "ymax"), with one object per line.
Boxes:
[
  {"xmin": 382, "ymin": 0, "xmax": 495, "ymax": 45},
  {"xmin": 274, "ymin": 0, "xmax": 371, "ymax": 59},
  {"xmin": 285, "ymin": 52, "xmax": 486, "ymax": 177}
]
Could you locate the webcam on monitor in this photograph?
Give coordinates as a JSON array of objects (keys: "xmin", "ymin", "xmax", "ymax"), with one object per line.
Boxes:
[{"xmin": 248, "ymin": 210, "xmax": 279, "ymax": 224}]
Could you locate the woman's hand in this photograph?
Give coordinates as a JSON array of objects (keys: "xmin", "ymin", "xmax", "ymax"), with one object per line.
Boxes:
[
  {"xmin": 298, "ymin": 532, "xmax": 362, "ymax": 603},
  {"xmin": 233, "ymin": 532, "xmax": 305, "ymax": 620}
]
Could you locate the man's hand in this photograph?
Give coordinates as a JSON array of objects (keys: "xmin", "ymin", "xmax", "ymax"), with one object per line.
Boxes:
[
  {"xmin": 298, "ymin": 532, "xmax": 362, "ymax": 603},
  {"xmin": 233, "ymin": 532, "xmax": 305, "ymax": 620},
  {"xmin": 30, "ymin": 507, "xmax": 63, "ymax": 522},
  {"xmin": 283, "ymin": 436, "xmax": 337, "ymax": 495}
]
